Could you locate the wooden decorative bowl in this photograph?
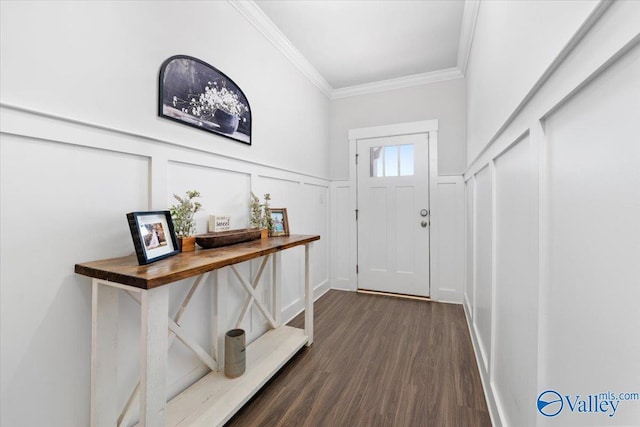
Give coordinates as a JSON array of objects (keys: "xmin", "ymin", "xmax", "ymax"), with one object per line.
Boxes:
[{"xmin": 195, "ymin": 228, "xmax": 262, "ymax": 249}]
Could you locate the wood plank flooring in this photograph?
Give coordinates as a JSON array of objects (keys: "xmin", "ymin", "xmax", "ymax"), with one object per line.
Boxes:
[{"xmin": 226, "ymin": 290, "xmax": 492, "ymax": 426}]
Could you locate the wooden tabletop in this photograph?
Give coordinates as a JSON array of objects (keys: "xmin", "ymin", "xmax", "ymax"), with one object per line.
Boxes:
[{"xmin": 75, "ymin": 235, "xmax": 320, "ymax": 290}]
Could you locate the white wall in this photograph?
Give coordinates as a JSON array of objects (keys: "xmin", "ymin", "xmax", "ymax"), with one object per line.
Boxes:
[
  {"xmin": 0, "ymin": 2, "xmax": 330, "ymax": 426},
  {"xmin": 465, "ymin": 0, "xmax": 598, "ymax": 163},
  {"xmin": 329, "ymin": 127, "xmax": 465, "ymax": 303},
  {"xmin": 329, "ymin": 78, "xmax": 466, "ymax": 179},
  {"xmin": 328, "ymin": 79, "xmax": 467, "ymax": 301},
  {"xmin": 0, "ymin": 1, "xmax": 329, "ymax": 178},
  {"xmin": 541, "ymin": 43, "xmax": 640, "ymax": 425},
  {"xmin": 464, "ymin": 1, "xmax": 640, "ymax": 426}
]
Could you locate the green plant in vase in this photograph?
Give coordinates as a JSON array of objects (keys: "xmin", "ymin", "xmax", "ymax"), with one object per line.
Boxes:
[
  {"xmin": 249, "ymin": 192, "xmax": 262, "ymax": 228},
  {"xmin": 249, "ymin": 192, "xmax": 274, "ymax": 238},
  {"xmin": 263, "ymin": 193, "xmax": 274, "ymax": 233},
  {"xmin": 170, "ymin": 190, "xmax": 203, "ymax": 251}
]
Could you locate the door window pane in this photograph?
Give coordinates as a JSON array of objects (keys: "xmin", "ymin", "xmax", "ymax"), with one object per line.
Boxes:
[
  {"xmin": 384, "ymin": 146, "xmax": 399, "ymax": 177},
  {"xmin": 400, "ymin": 144, "xmax": 414, "ymax": 176},
  {"xmin": 369, "ymin": 144, "xmax": 414, "ymax": 177}
]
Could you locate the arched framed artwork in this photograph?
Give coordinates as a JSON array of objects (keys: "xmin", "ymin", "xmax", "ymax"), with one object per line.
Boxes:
[{"xmin": 159, "ymin": 55, "xmax": 252, "ymax": 145}]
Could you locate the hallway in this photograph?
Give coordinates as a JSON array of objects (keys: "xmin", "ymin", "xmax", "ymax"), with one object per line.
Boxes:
[{"xmin": 228, "ymin": 290, "xmax": 491, "ymax": 426}]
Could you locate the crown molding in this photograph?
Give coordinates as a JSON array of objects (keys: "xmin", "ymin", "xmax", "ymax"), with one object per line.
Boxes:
[
  {"xmin": 457, "ymin": 0, "xmax": 480, "ymax": 75},
  {"xmin": 231, "ymin": 0, "xmax": 474, "ymax": 100},
  {"xmin": 331, "ymin": 68, "xmax": 464, "ymax": 100},
  {"xmin": 228, "ymin": 0, "xmax": 333, "ymax": 98}
]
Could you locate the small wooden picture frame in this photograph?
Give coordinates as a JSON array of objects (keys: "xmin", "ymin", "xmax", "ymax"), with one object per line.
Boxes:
[
  {"xmin": 127, "ymin": 211, "xmax": 179, "ymax": 265},
  {"xmin": 269, "ymin": 208, "xmax": 289, "ymax": 237}
]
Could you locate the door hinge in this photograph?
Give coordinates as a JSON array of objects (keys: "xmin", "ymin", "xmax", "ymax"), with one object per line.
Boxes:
[
  {"xmin": 355, "ymin": 154, "xmax": 359, "ymax": 164},
  {"xmin": 356, "ymin": 264, "xmax": 359, "ymax": 274},
  {"xmin": 355, "ymin": 209, "xmax": 359, "ymax": 221}
]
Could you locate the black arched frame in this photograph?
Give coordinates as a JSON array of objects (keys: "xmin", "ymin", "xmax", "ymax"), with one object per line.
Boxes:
[{"xmin": 158, "ymin": 55, "xmax": 252, "ymax": 145}]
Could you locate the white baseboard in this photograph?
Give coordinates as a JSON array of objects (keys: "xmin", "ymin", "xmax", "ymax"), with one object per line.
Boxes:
[
  {"xmin": 436, "ymin": 288, "xmax": 463, "ymax": 304},
  {"xmin": 330, "ymin": 278, "xmax": 355, "ymax": 291},
  {"xmin": 464, "ymin": 294, "xmax": 473, "ymax": 320},
  {"xmin": 314, "ymin": 280, "xmax": 331, "ymax": 300},
  {"xmin": 281, "ymin": 280, "xmax": 330, "ymax": 324},
  {"xmin": 330, "ymin": 285, "xmax": 356, "ymax": 292}
]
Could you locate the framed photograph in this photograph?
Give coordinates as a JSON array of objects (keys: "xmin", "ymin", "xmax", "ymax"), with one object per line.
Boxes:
[
  {"xmin": 159, "ymin": 55, "xmax": 252, "ymax": 145},
  {"xmin": 127, "ymin": 211, "xmax": 180, "ymax": 265},
  {"xmin": 269, "ymin": 208, "xmax": 289, "ymax": 237}
]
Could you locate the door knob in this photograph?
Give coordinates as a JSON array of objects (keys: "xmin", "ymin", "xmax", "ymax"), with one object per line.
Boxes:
[{"xmin": 421, "ymin": 221, "xmax": 428, "ymax": 228}]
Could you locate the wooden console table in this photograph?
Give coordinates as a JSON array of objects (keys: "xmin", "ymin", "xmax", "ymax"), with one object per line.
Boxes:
[{"xmin": 75, "ymin": 235, "xmax": 320, "ymax": 427}]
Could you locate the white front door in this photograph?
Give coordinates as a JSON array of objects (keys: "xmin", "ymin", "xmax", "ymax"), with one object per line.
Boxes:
[{"xmin": 357, "ymin": 133, "xmax": 430, "ymax": 297}]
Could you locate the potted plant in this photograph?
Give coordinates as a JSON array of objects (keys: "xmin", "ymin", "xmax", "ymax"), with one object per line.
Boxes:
[
  {"xmin": 249, "ymin": 192, "xmax": 273, "ymax": 238},
  {"xmin": 170, "ymin": 190, "xmax": 203, "ymax": 252}
]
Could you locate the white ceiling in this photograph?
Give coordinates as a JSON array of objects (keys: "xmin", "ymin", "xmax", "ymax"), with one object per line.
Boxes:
[{"xmin": 254, "ymin": 0, "xmax": 469, "ymax": 91}]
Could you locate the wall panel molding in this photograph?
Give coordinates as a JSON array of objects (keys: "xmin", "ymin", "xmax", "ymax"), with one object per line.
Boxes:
[
  {"xmin": 466, "ymin": 31, "xmax": 640, "ymax": 179},
  {"xmin": 0, "ymin": 103, "xmax": 330, "ymax": 182},
  {"xmin": 329, "ymin": 175, "xmax": 465, "ymax": 301},
  {"xmin": 464, "ymin": 0, "xmax": 633, "ymax": 176},
  {"xmin": 435, "ymin": 176, "xmax": 465, "ymax": 304},
  {"xmin": 463, "ymin": 5, "xmax": 640, "ymax": 425},
  {"xmin": 0, "ymin": 105, "xmax": 330, "ymax": 424},
  {"xmin": 329, "ymin": 181, "xmax": 354, "ymax": 291},
  {"xmin": 472, "ymin": 164, "xmax": 492, "ymax": 373}
]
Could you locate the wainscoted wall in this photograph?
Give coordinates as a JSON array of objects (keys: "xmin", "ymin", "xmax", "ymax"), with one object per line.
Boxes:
[
  {"xmin": 541, "ymin": 42, "xmax": 639, "ymax": 415},
  {"xmin": 329, "ymin": 176, "xmax": 465, "ymax": 303},
  {"xmin": 472, "ymin": 164, "xmax": 493, "ymax": 373},
  {"xmin": 1, "ymin": 1, "xmax": 331, "ymax": 425},
  {"xmin": 492, "ymin": 134, "xmax": 538, "ymax": 427},
  {"xmin": 330, "ymin": 180, "xmax": 354, "ymax": 291},
  {"xmin": 435, "ymin": 176, "xmax": 465, "ymax": 303},
  {"xmin": 464, "ymin": 2, "xmax": 640, "ymax": 426},
  {"xmin": 0, "ymin": 108, "xmax": 330, "ymax": 426}
]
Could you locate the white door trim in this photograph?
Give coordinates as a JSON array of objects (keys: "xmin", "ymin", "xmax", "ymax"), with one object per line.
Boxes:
[{"xmin": 348, "ymin": 120, "xmax": 439, "ymax": 300}]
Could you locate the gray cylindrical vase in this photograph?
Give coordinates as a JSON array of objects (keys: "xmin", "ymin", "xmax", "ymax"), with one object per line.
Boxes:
[{"xmin": 224, "ymin": 329, "xmax": 246, "ymax": 378}]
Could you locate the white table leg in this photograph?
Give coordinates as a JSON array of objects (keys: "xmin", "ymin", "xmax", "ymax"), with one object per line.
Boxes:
[
  {"xmin": 91, "ymin": 280, "xmax": 119, "ymax": 427},
  {"xmin": 140, "ymin": 286, "xmax": 169, "ymax": 426},
  {"xmin": 212, "ymin": 270, "xmax": 220, "ymax": 370},
  {"xmin": 272, "ymin": 252, "xmax": 282, "ymax": 327},
  {"xmin": 305, "ymin": 243, "xmax": 313, "ymax": 346}
]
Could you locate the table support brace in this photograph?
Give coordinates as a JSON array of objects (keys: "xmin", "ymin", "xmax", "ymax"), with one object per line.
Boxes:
[
  {"xmin": 230, "ymin": 265, "xmax": 277, "ymax": 329},
  {"xmin": 235, "ymin": 254, "xmax": 271, "ymax": 328}
]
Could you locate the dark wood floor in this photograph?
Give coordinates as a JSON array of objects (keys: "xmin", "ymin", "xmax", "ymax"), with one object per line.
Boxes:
[{"xmin": 226, "ymin": 290, "xmax": 492, "ymax": 427}]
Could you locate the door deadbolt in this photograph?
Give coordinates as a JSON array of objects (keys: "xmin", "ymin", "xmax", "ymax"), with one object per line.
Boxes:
[{"xmin": 420, "ymin": 209, "xmax": 429, "ymax": 217}]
